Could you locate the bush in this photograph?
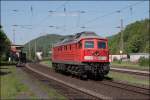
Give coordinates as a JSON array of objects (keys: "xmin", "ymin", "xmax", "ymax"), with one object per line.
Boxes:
[
  {"xmin": 113, "ymin": 57, "xmax": 118, "ymax": 62},
  {"xmin": 138, "ymin": 57, "xmax": 149, "ymax": 67},
  {"xmin": 0, "ymin": 61, "xmax": 17, "ymax": 66}
]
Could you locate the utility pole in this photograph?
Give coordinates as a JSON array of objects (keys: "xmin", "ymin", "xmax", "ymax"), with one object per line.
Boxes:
[
  {"xmin": 64, "ymin": 5, "xmax": 66, "ymax": 34},
  {"xmin": 31, "ymin": 5, "xmax": 36, "ymax": 60},
  {"xmin": 34, "ymin": 39, "xmax": 37, "ymax": 60},
  {"xmin": 119, "ymin": 18, "xmax": 124, "ymax": 62},
  {"xmin": 120, "ymin": 18, "xmax": 124, "ymax": 53},
  {"xmin": 117, "ymin": 10, "xmax": 124, "ymax": 61},
  {"xmin": 13, "ymin": 29, "xmax": 15, "ymax": 44},
  {"xmin": 12, "ymin": 24, "xmax": 19, "ymax": 44},
  {"xmin": 28, "ymin": 42, "xmax": 31, "ymax": 60},
  {"xmin": 12, "ymin": 24, "xmax": 31, "ymax": 45},
  {"xmin": 28, "ymin": 5, "xmax": 33, "ymax": 60},
  {"xmin": 12, "ymin": 10, "xmax": 19, "ymax": 44}
]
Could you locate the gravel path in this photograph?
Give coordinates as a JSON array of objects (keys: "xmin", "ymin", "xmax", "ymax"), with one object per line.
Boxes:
[{"xmin": 16, "ymin": 67, "xmax": 50, "ymax": 99}]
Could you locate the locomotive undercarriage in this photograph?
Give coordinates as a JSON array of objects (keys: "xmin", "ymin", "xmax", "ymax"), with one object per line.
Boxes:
[
  {"xmin": 85, "ymin": 62, "xmax": 110, "ymax": 79},
  {"xmin": 52, "ymin": 62, "xmax": 110, "ymax": 79}
]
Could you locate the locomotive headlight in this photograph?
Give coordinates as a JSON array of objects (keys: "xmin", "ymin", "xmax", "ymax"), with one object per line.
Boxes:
[
  {"xmin": 84, "ymin": 56, "xmax": 93, "ymax": 60},
  {"xmin": 99, "ymin": 56, "xmax": 107, "ymax": 60}
]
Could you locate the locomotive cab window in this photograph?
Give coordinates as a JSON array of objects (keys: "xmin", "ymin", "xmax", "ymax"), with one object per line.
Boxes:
[
  {"xmin": 79, "ymin": 42, "xmax": 82, "ymax": 49},
  {"xmin": 70, "ymin": 45, "xmax": 71, "ymax": 50},
  {"xmin": 98, "ymin": 41, "xmax": 106, "ymax": 49},
  {"xmin": 85, "ymin": 41, "xmax": 94, "ymax": 48}
]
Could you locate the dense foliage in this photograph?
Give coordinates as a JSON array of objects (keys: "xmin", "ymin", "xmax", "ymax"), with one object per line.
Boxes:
[
  {"xmin": 138, "ymin": 57, "xmax": 149, "ymax": 67},
  {"xmin": 108, "ymin": 19, "xmax": 149, "ymax": 54},
  {"xmin": 0, "ymin": 25, "xmax": 11, "ymax": 60}
]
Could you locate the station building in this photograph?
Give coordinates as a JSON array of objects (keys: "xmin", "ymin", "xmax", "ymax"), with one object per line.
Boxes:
[{"xmin": 9, "ymin": 44, "xmax": 23, "ymax": 61}]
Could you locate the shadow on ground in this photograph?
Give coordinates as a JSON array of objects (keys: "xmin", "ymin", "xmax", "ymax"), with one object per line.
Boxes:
[
  {"xmin": 0, "ymin": 71, "xmax": 11, "ymax": 76},
  {"xmin": 104, "ymin": 76, "xmax": 113, "ymax": 81}
]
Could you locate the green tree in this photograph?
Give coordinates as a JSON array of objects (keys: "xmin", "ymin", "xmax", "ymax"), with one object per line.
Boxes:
[
  {"xmin": 0, "ymin": 25, "xmax": 11, "ymax": 60},
  {"xmin": 127, "ymin": 35, "xmax": 142, "ymax": 53},
  {"xmin": 109, "ymin": 19, "xmax": 149, "ymax": 54}
]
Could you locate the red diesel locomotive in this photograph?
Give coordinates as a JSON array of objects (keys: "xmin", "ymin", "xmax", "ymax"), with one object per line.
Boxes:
[{"xmin": 52, "ymin": 31, "xmax": 110, "ymax": 79}]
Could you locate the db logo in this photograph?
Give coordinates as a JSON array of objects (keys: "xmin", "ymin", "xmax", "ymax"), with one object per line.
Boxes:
[{"xmin": 92, "ymin": 51, "xmax": 100, "ymax": 56}]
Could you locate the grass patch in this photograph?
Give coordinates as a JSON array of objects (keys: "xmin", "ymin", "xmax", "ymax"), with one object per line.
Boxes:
[
  {"xmin": 0, "ymin": 66, "xmax": 36, "ymax": 99},
  {"xmin": 111, "ymin": 62, "xmax": 149, "ymax": 70},
  {"xmin": 0, "ymin": 61, "xmax": 17, "ymax": 66},
  {"xmin": 1, "ymin": 65, "xmax": 66, "ymax": 99},
  {"xmin": 38, "ymin": 82, "xmax": 66, "ymax": 100},
  {"xmin": 40, "ymin": 60, "xmax": 52, "ymax": 68},
  {"xmin": 108, "ymin": 71, "xmax": 149, "ymax": 86}
]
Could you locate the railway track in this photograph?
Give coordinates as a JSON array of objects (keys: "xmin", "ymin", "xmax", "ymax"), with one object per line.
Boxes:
[
  {"xmin": 100, "ymin": 79, "xmax": 150, "ymax": 95},
  {"xmin": 110, "ymin": 67, "xmax": 150, "ymax": 76},
  {"xmin": 24, "ymin": 63, "xmax": 106, "ymax": 99},
  {"xmin": 23, "ymin": 63, "xmax": 150, "ymax": 99},
  {"xmin": 22, "ymin": 66, "xmax": 98, "ymax": 100}
]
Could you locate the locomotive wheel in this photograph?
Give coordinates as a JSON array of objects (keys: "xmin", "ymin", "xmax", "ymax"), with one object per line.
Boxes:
[
  {"xmin": 98, "ymin": 74, "xmax": 104, "ymax": 80},
  {"xmin": 79, "ymin": 69, "xmax": 88, "ymax": 80},
  {"xmin": 104, "ymin": 70, "xmax": 109, "ymax": 75},
  {"xmin": 55, "ymin": 64, "xmax": 59, "ymax": 72},
  {"xmin": 64, "ymin": 65, "xmax": 70, "ymax": 75},
  {"xmin": 80, "ymin": 74, "xmax": 87, "ymax": 80}
]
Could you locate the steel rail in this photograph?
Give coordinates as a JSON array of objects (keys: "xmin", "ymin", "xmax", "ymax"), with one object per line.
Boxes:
[
  {"xmin": 24, "ymin": 63, "xmax": 150, "ymax": 99},
  {"xmin": 110, "ymin": 67, "xmax": 149, "ymax": 76},
  {"xmin": 25, "ymin": 63, "xmax": 111, "ymax": 100},
  {"xmin": 99, "ymin": 80, "xmax": 150, "ymax": 96}
]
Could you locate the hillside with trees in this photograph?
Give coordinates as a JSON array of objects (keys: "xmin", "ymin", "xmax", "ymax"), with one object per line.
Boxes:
[
  {"xmin": 23, "ymin": 34, "xmax": 66, "ymax": 59},
  {"xmin": 108, "ymin": 18, "xmax": 149, "ymax": 54},
  {"xmin": 23, "ymin": 19, "xmax": 149, "ymax": 59}
]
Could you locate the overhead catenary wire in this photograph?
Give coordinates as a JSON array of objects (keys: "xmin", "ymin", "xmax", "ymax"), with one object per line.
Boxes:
[
  {"xmin": 15, "ymin": 1, "xmax": 148, "ymax": 41},
  {"xmin": 81, "ymin": 1, "xmax": 145, "ymax": 27},
  {"xmin": 31, "ymin": 1, "xmax": 70, "ymax": 30},
  {"xmin": 26, "ymin": 1, "xmax": 70, "ymax": 58},
  {"xmin": 67, "ymin": 1, "xmax": 146, "ymax": 33},
  {"xmin": 64, "ymin": 4, "xmax": 67, "ymax": 34}
]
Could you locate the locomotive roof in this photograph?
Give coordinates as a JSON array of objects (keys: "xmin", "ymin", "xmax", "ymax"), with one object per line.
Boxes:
[{"xmin": 54, "ymin": 31, "xmax": 105, "ymax": 47}]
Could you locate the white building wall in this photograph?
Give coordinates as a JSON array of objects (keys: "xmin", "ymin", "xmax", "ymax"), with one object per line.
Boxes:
[
  {"xmin": 109, "ymin": 55, "xmax": 127, "ymax": 62},
  {"xmin": 130, "ymin": 54, "xmax": 149, "ymax": 62},
  {"xmin": 109, "ymin": 53, "xmax": 149, "ymax": 62}
]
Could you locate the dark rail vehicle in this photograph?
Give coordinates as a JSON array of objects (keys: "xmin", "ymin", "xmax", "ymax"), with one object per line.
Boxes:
[
  {"xmin": 52, "ymin": 31, "xmax": 110, "ymax": 79},
  {"xmin": 16, "ymin": 52, "xmax": 26, "ymax": 67}
]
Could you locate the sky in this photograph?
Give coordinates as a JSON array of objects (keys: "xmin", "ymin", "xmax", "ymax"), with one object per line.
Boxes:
[{"xmin": 1, "ymin": 0, "xmax": 149, "ymax": 45}]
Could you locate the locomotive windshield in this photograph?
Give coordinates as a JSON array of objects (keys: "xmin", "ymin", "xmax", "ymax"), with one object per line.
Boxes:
[
  {"xmin": 85, "ymin": 41, "xmax": 94, "ymax": 48},
  {"xmin": 98, "ymin": 41, "xmax": 106, "ymax": 49}
]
